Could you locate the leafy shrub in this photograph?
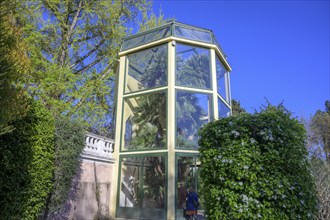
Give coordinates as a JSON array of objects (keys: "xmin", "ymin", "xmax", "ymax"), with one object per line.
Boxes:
[
  {"xmin": 198, "ymin": 104, "xmax": 317, "ymax": 219},
  {"xmin": 43, "ymin": 115, "xmax": 85, "ymax": 218},
  {"xmin": 0, "ymin": 100, "xmax": 55, "ymax": 219}
]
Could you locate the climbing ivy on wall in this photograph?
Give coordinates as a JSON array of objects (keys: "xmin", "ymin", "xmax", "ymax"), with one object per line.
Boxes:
[
  {"xmin": 198, "ymin": 104, "xmax": 318, "ymax": 219},
  {"xmin": 0, "ymin": 100, "xmax": 55, "ymax": 219},
  {"xmin": 43, "ymin": 116, "xmax": 85, "ymax": 219}
]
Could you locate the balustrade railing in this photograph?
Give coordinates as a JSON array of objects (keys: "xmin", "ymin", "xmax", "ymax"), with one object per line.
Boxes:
[{"xmin": 83, "ymin": 132, "xmax": 115, "ymax": 162}]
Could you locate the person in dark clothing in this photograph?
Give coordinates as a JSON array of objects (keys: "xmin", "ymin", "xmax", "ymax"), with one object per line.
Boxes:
[{"xmin": 185, "ymin": 186, "xmax": 198, "ymax": 220}]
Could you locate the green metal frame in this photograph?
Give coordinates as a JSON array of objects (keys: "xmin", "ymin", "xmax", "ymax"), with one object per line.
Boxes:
[
  {"xmin": 175, "ymin": 43, "xmax": 213, "ymax": 91},
  {"xmin": 175, "ymin": 89, "xmax": 214, "ymax": 150},
  {"xmin": 119, "ymin": 88, "xmax": 169, "ymax": 153},
  {"xmin": 174, "ymin": 152, "xmax": 200, "ymax": 220},
  {"xmin": 116, "ymin": 152, "xmax": 168, "ymax": 220},
  {"xmin": 112, "ymin": 21, "xmax": 232, "ymax": 220},
  {"xmin": 123, "ymin": 43, "xmax": 169, "ymax": 95},
  {"xmin": 121, "ymin": 20, "xmax": 228, "ymax": 57},
  {"xmin": 215, "ymin": 54, "xmax": 231, "ymax": 105}
]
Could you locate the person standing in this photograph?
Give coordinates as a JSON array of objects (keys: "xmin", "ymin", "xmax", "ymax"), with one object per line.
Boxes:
[{"xmin": 185, "ymin": 186, "xmax": 199, "ymax": 220}]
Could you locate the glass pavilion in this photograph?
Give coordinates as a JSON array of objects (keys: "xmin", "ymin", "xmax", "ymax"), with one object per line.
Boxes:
[{"xmin": 110, "ymin": 21, "xmax": 232, "ymax": 220}]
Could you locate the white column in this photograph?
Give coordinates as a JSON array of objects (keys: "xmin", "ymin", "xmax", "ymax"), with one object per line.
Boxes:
[
  {"xmin": 167, "ymin": 40, "xmax": 176, "ymax": 220},
  {"xmin": 210, "ymin": 49, "xmax": 219, "ymax": 120},
  {"xmin": 226, "ymin": 72, "xmax": 232, "ymax": 115},
  {"xmin": 109, "ymin": 55, "xmax": 126, "ymax": 217}
]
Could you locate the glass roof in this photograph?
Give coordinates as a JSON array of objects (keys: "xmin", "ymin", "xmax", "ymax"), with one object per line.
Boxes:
[{"xmin": 121, "ymin": 20, "xmax": 226, "ymax": 57}]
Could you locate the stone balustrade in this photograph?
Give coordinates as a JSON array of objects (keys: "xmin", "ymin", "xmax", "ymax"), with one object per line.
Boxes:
[{"xmin": 82, "ymin": 132, "xmax": 115, "ymax": 163}]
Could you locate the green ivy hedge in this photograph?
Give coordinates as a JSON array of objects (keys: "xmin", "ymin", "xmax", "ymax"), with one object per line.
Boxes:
[
  {"xmin": 43, "ymin": 116, "xmax": 85, "ymax": 218},
  {"xmin": 198, "ymin": 105, "xmax": 317, "ymax": 219},
  {"xmin": 0, "ymin": 100, "xmax": 55, "ymax": 219}
]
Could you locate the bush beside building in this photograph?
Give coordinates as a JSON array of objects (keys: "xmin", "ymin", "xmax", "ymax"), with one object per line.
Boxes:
[{"xmin": 199, "ymin": 104, "xmax": 318, "ymax": 219}]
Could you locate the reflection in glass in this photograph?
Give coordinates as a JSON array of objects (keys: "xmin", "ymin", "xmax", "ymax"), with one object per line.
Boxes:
[
  {"xmin": 174, "ymin": 26, "xmax": 212, "ymax": 43},
  {"xmin": 176, "ymin": 44, "xmax": 211, "ymax": 89},
  {"xmin": 122, "ymin": 26, "xmax": 170, "ymax": 50},
  {"xmin": 216, "ymin": 56, "xmax": 227, "ymax": 101},
  {"xmin": 119, "ymin": 156, "xmax": 166, "ymax": 219},
  {"xmin": 218, "ymin": 98, "xmax": 231, "ymax": 118},
  {"xmin": 126, "ymin": 44, "xmax": 167, "ymax": 93},
  {"xmin": 125, "ymin": 116, "xmax": 133, "ymax": 143},
  {"xmin": 176, "ymin": 91, "xmax": 212, "ymax": 149},
  {"xmin": 142, "ymin": 157, "xmax": 166, "ymax": 209},
  {"xmin": 176, "ymin": 155, "xmax": 203, "ymax": 220},
  {"xmin": 119, "ymin": 157, "xmax": 141, "ymax": 209},
  {"xmin": 123, "ymin": 92, "xmax": 167, "ymax": 150}
]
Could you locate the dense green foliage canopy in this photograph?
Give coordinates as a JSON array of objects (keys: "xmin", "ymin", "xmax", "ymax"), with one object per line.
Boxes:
[
  {"xmin": 199, "ymin": 104, "xmax": 317, "ymax": 219},
  {"xmin": 4, "ymin": 0, "xmax": 150, "ymax": 135},
  {"xmin": 0, "ymin": 1, "xmax": 31, "ymax": 135},
  {"xmin": 0, "ymin": 100, "xmax": 55, "ymax": 219}
]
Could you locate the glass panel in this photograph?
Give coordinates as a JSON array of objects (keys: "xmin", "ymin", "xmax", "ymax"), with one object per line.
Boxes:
[
  {"xmin": 174, "ymin": 26, "xmax": 212, "ymax": 43},
  {"xmin": 216, "ymin": 56, "xmax": 228, "ymax": 101},
  {"xmin": 118, "ymin": 156, "xmax": 166, "ymax": 219},
  {"xmin": 218, "ymin": 98, "xmax": 231, "ymax": 118},
  {"xmin": 212, "ymin": 34, "xmax": 227, "ymax": 58},
  {"xmin": 227, "ymin": 73, "xmax": 232, "ymax": 104},
  {"xmin": 176, "ymin": 44, "xmax": 211, "ymax": 89},
  {"xmin": 122, "ymin": 26, "xmax": 171, "ymax": 50},
  {"xmin": 122, "ymin": 92, "xmax": 167, "ymax": 151},
  {"xmin": 176, "ymin": 91, "xmax": 212, "ymax": 149},
  {"xmin": 176, "ymin": 155, "xmax": 204, "ymax": 220},
  {"xmin": 142, "ymin": 156, "xmax": 166, "ymax": 208},
  {"xmin": 119, "ymin": 157, "xmax": 141, "ymax": 208},
  {"xmin": 126, "ymin": 44, "xmax": 167, "ymax": 93},
  {"xmin": 125, "ymin": 116, "xmax": 132, "ymax": 143}
]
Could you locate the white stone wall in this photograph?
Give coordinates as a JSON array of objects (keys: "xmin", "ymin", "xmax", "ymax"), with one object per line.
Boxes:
[
  {"xmin": 69, "ymin": 160, "xmax": 113, "ymax": 219},
  {"xmin": 66, "ymin": 133, "xmax": 115, "ymax": 220}
]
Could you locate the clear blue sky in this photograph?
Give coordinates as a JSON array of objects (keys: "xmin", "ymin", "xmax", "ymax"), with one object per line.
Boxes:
[{"xmin": 152, "ymin": 0, "xmax": 330, "ymax": 118}]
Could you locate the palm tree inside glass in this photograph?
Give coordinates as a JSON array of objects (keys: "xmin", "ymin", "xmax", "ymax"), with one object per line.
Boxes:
[
  {"xmin": 176, "ymin": 44, "xmax": 212, "ymax": 149},
  {"xmin": 125, "ymin": 44, "xmax": 168, "ymax": 150},
  {"xmin": 122, "ymin": 45, "xmax": 168, "ymax": 210}
]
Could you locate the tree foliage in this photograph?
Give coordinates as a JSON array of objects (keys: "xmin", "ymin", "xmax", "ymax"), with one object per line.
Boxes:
[
  {"xmin": 138, "ymin": 9, "xmax": 167, "ymax": 33},
  {"xmin": 0, "ymin": 1, "xmax": 31, "ymax": 135},
  {"xmin": 310, "ymin": 100, "xmax": 330, "ymax": 161},
  {"xmin": 0, "ymin": 100, "xmax": 55, "ymax": 219},
  {"xmin": 231, "ymin": 99, "xmax": 246, "ymax": 116},
  {"xmin": 15, "ymin": 0, "xmax": 150, "ymax": 134},
  {"xmin": 198, "ymin": 104, "xmax": 317, "ymax": 219},
  {"xmin": 1, "ymin": 1, "xmax": 170, "ymax": 218},
  {"xmin": 304, "ymin": 100, "xmax": 330, "ymax": 219}
]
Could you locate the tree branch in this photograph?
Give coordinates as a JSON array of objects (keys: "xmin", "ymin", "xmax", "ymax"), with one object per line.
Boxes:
[
  {"xmin": 67, "ymin": 0, "xmax": 83, "ymax": 42},
  {"xmin": 63, "ymin": 66, "xmax": 112, "ymax": 105},
  {"xmin": 58, "ymin": 0, "xmax": 83, "ymax": 67},
  {"xmin": 75, "ymin": 35, "xmax": 98, "ymax": 43},
  {"xmin": 73, "ymin": 57, "xmax": 104, "ymax": 75},
  {"xmin": 70, "ymin": 38, "xmax": 105, "ymax": 68}
]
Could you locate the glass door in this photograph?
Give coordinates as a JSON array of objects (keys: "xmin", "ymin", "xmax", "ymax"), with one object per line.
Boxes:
[
  {"xmin": 117, "ymin": 155, "xmax": 167, "ymax": 219},
  {"xmin": 176, "ymin": 154, "xmax": 204, "ymax": 220}
]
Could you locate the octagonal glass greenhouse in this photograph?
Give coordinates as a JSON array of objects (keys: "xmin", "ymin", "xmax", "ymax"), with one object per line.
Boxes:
[{"xmin": 110, "ymin": 20, "xmax": 232, "ymax": 220}]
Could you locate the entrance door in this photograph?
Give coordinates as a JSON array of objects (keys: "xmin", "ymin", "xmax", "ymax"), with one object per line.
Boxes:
[
  {"xmin": 176, "ymin": 154, "xmax": 204, "ymax": 220},
  {"xmin": 117, "ymin": 155, "xmax": 167, "ymax": 219}
]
